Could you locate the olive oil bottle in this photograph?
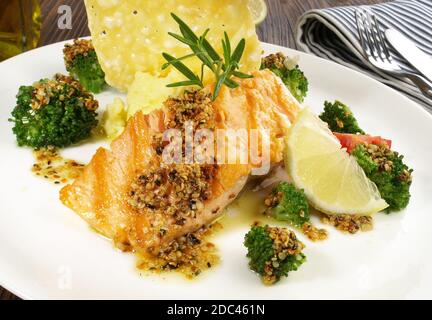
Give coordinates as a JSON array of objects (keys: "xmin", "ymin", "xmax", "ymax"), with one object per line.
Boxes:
[{"xmin": 0, "ymin": 0, "xmax": 41, "ymax": 61}]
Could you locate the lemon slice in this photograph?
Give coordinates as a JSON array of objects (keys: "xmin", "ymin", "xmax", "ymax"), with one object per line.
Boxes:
[
  {"xmin": 285, "ymin": 108, "xmax": 388, "ymax": 215},
  {"xmin": 248, "ymin": 0, "xmax": 268, "ymax": 25}
]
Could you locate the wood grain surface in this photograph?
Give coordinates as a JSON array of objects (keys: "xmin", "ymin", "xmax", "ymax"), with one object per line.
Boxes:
[{"xmin": 1, "ymin": 0, "xmax": 388, "ymax": 300}]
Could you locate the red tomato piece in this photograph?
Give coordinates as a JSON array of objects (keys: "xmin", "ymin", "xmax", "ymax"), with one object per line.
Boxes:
[{"xmin": 333, "ymin": 133, "xmax": 392, "ymax": 153}]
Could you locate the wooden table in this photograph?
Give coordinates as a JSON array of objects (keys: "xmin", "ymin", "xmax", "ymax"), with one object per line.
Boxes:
[{"xmin": 1, "ymin": 0, "xmax": 386, "ymax": 300}]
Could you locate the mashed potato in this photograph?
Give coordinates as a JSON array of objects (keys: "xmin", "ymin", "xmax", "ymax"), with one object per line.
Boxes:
[
  {"xmin": 102, "ymin": 71, "xmax": 184, "ymax": 138},
  {"xmin": 126, "ymin": 71, "xmax": 183, "ymax": 118},
  {"xmin": 101, "ymin": 98, "xmax": 127, "ymax": 140}
]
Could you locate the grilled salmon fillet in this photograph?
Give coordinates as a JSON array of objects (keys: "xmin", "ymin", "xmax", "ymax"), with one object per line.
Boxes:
[{"xmin": 60, "ymin": 70, "xmax": 300, "ymax": 254}]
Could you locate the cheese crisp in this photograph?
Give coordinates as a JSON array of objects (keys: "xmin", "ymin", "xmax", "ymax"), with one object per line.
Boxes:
[{"xmin": 84, "ymin": 0, "xmax": 262, "ymax": 92}]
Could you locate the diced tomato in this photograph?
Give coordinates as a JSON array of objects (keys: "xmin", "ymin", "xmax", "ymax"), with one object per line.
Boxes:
[{"xmin": 333, "ymin": 133, "xmax": 392, "ymax": 153}]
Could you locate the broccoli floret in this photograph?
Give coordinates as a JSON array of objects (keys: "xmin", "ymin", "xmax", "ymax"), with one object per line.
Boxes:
[
  {"xmin": 261, "ymin": 52, "xmax": 309, "ymax": 103},
  {"xmin": 264, "ymin": 182, "xmax": 310, "ymax": 227},
  {"xmin": 352, "ymin": 143, "xmax": 413, "ymax": 212},
  {"xmin": 63, "ymin": 39, "xmax": 106, "ymax": 93},
  {"xmin": 320, "ymin": 100, "xmax": 365, "ymax": 134},
  {"xmin": 244, "ymin": 225, "xmax": 306, "ymax": 285},
  {"xmin": 352, "ymin": 144, "xmax": 378, "ymax": 175},
  {"xmin": 9, "ymin": 74, "xmax": 99, "ymax": 149}
]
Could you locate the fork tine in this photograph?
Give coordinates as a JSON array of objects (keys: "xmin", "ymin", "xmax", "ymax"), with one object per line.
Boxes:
[
  {"xmin": 365, "ymin": 10, "xmax": 393, "ymax": 62},
  {"xmin": 357, "ymin": 9, "xmax": 379, "ymax": 60},
  {"xmin": 355, "ymin": 11, "xmax": 365, "ymax": 48},
  {"xmin": 372, "ymin": 14, "xmax": 391, "ymax": 60},
  {"xmin": 363, "ymin": 10, "xmax": 382, "ymax": 60},
  {"xmin": 355, "ymin": 9, "xmax": 403, "ymax": 74},
  {"xmin": 355, "ymin": 10, "xmax": 371, "ymax": 58}
]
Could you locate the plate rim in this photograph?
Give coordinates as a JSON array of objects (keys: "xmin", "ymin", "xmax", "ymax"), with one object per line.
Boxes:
[{"xmin": 1, "ymin": 40, "xmax": 431, "ymax": 300}]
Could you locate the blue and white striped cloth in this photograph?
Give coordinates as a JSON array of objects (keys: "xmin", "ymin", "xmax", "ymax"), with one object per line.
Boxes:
[{"xmin": 296, "ymin": 0, "xmax": 432, "ymax": 111}]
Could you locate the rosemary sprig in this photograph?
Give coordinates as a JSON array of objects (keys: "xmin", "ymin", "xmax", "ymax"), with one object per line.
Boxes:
[{"xmin": 162, "ymin": 13, "xmax": 253, "ymax": 101}]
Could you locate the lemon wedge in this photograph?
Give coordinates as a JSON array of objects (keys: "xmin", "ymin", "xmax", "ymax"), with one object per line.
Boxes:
[
  {"xmin": 285, "ymin": 108, "xmax": 388, "ymax": 215},
  {"xmin": 248, "ymin": 0, "xmax": 268, "ymax": 25}
]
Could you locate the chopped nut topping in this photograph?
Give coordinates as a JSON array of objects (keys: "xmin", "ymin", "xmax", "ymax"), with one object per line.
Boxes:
[
  {"xmin": 164, "ymin": 90, "xmax": 215, "ymax": 131},
  {"xmin": 336, "ymin": 117, "xmax": 344, "ymax": 129},
  {"xmin": 128, "ymin": 90, "xmax": 218, "ymax": 233},
  {"xmin": 399, "ymin": 169, "xmax": 412, "ymax": 183},
  {"xmin": 363, "ymin": 142, "xmax": 395, "ymax": 173},
  {"xmin": 301, "ymin": 222, "xmax": 328, "ymax": 241},
  {"xmin": 262, "ymin": 225, "xmax": 304, "ymax": 285},
  {"xmin": 63, "ymin": 39, "xmax": 95, "ymax": 68},
  {"xmin": 30, "ymin": 74, "xmax": 98, "ymax": 111},
  {"xmin": 263, "ymin": 188, "xmax": 328, "ymax": 242},
  {"xmin": 32, "ymin": 147, "xmax": 85, "ymax": 184},
  {"xmin": 136, "ymin": 223, "xmax": 221, "ymax": 279},
  {"xmin": 264, "ymin": 191, "xmax": 283, "ymax": 208},
  {"xmin": 361, "ymin": 142, "xmax": 412, "ymax": 184},
  {"xmin": 321, "ymin": 213, "xmax": 373, "ymax": 234},
  {"xmin": 261, "ymin": 52, "xmax": 286, "ymax": 70},
  {"xmin": 128, "ymin": 162, "xmax": 216, "ymax": 225},
  {"xmin": 129, "ymin": 90, "xmax": 221, "ymax": 278}
]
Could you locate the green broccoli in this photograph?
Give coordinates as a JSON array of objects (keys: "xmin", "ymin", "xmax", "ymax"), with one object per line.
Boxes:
[
  {"xmin": 352, "ymin": 143, "xmax": 413, "ymax": 212},
  {"xmin": 9, "ymin": 74, "xmax": 99, "ymax": 149},
  {"xmin": 319, "ymin": 100, "xmax": 365, "ymax": 134},
  {"xmin": 63, "ymin": 39, "xmax": 106, "ymax": 93},
  {"xmin": 244, "ymin": 225, "xmax": 306, "ymax": 285},
  {"xmin": 261, "ymin": 52, "xmax": 309, "ymax": 103},
  {"xmin": 264, "ymin": 182, "xmax": 310, "ymax": 227}
]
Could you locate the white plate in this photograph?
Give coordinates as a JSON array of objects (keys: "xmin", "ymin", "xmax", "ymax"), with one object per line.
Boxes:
[{"xmin": 1, "ymin": 41, "xmax": 432, "ymax": 300}]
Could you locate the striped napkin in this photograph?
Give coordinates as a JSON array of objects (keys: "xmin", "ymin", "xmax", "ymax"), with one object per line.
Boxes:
[{"xmin": 295, "ymin": 0, "xmax": 432, "ymax": 110}]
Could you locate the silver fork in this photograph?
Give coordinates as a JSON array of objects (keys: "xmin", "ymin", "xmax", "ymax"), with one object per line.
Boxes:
[{"xmin": 355, "ymin": 9, "xmax": 432, "ymax": 99}]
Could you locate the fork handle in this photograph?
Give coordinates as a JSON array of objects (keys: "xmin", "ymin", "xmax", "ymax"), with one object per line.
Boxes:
[{"xmin": 405, "ymin": 73, "xmax": 432, "ymax": 100}]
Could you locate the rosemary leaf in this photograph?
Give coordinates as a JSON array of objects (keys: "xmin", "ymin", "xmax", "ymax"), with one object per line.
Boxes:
[
  {"xmin": 167, "ymin": 80, "xmax": 203, "ymax": 88},
  {"xmin": 233, "ymin": 71, "xmax": 253, "ymax": 79},
  {"xmin": 224, "ymin": 78, "xmax": 240, "ymax": 89},
  {"xmin": 203, "ymin": 38, "xmax": 221, "ymax": 62},
  {"xmin": 163, "ymin": 13, "xmax": 253, "ymax": 100},
  {"xmin": 162, "ymin": 52, "xmax": 202, "ymax": 83},
  {"xmin": 223, "ymin": 32, "xmax": 231, "ymax": 64},
  {"xmin": 214, "ymin": 71, "xmax": 229, "ymax": 100},
  {"xmin": 192, "ymin": 47, "xmax": 214, "ymax": 70},
  {"xmin": 168, "ymin": 32, "xmax": 197, "ymax": 47},
  {"xmin": 171, "ymin": 13, "xmax": 199, "ymax": 42},
  {"xmin": 162, "ymin": 53, "xmax": 198, "ymax": 70},
  {"xmin": 231, "ymin": 39, "xmax": 246, "ymax": 64}
]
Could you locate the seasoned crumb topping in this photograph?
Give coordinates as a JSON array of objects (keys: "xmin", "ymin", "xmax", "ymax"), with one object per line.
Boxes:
[
  {"xmin": 363, "ymin": 142, "xmax": 395, "ymax": 173},
  {"xmin": 164, "ymin": 90, "xmax": 215, "ymax": 131},
  {"xmin": 128, "ymin": 163, "xmax": 216, "ymax": 226},
  {"xmin": 32, "ymin": 147, "xmax": 85, "ymax": 184},
  {"xmin": 263, "ymin": 189, "xmax": 328, "ymax": 242},
  {"xmin": 128, "ymin": 90, "xmax": 221, "ymax": 277},
  {"xmin": 263, "ymin": 225, "xmax": 304, "ymax": 285},
  {"xmin": 261, "ymin": 52, "xmax": 286, "ymax": 70},
  {"xmin": 301, "ymin": 222, "xmax": 328, "ymax": 242},
  {"xmin": 128, "ymin": 89, "xmax": 218, "ymax": 236},
  {"xmin": 63, "ymin": 39, "xmax": 94, "ymax": 68},
  {"xmin": 263, "ymin": 191, "xmax": 283, "ymax": 208},
  {"xmin": 136, "ymin": 223, "xmax": 221, "ymax": 279},
  {"xmin": 30, "ymin": 74, "xmax": 98, "ymax": 111},
  {"xmin": 363, "ymin": 142, "xmax": 412, "ymax": 182},
  {"xmin": 321, "ymin": 213, "xmax": 373, "ymax": 234}
]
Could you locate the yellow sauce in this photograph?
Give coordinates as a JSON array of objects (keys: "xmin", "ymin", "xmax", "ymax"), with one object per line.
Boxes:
[
  {"xmin": 32, "ymin": 147, "xmax": 84, "ymax": 184},
  {"xmin": 135, "ymin": 223, "xmax": 221, "ymax": 279},
  {"xmin": 220, "ymin": 167, "xmax": 293, "ymax": 231},
  {"xmin": 220, "ymin": 167, "xmax": 329, "ymax": 241},
  {"xmin": 220, "ymin": 186, "xmax": 276, "ymax": 231}
]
